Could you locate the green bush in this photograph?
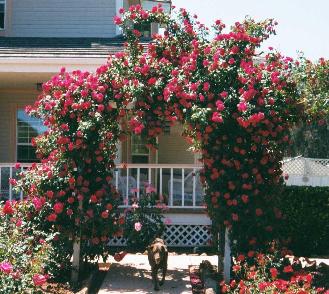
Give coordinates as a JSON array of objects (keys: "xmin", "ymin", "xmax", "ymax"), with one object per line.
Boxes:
[
  {"xmin": 123, "ymin": 191, "xmax": 166, "ymax": 252},
  {"xmin": 276, "ymin": 186, "xmax": 329, "ymax": 256}
]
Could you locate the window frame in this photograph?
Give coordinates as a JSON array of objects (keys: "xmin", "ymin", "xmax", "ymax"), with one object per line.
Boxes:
[
  {"xmin": 0, "ymin": 0, "xmax": 6, "ymax": 30},
  {"xmin": 130, "ymin": 134, "xmax": 150, "ymax": 164},
  {"xmin": 16, "ymin": 109, "xmax": 46, "ymax": 163}
]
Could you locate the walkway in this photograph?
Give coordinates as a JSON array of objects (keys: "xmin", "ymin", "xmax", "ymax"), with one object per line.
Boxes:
[{"xmin": 98, "ymin": 253, "xmax": 218, "ymax": 294}]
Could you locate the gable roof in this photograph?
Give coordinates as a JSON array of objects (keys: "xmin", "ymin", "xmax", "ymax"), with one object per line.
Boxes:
[{"xmin": 0, "ymin": 37, "xmax": 128, "ymax": 58}]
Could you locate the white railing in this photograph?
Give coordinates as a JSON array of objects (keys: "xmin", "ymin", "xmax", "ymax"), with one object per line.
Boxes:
[
  {"xmin": 113, "ymin": 163, "xmax": 204, "ymax": 208},
  {"xmin": 0, "ymin": 163, "xmax": 32, "ymax": 201},
  {"xmin": 0, "ymin": 163, "xmax": 205, "ymax": 208},
  {"xmin": 2, "ymin": 157, "xmax": 329, "ymax": 206}
]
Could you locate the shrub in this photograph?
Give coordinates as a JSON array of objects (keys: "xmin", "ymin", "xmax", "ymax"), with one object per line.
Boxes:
[
  {"xmin": 220, "ymin": 252, "xmax": 328, "ymax": 293},
  {"xmin": 0, "ymin": 200, "xmax": 55, "ymax": 294},
  {"xmin": 276, "ymin": 186, "xmax": 329, "ymax": 256},
  {"xmin": 123, "ymin": 190, "xmax": 166, "ymax": 252}
]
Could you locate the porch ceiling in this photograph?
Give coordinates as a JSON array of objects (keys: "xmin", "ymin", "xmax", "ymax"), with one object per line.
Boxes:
[{"xmin": 0, "ymin": 72, "xmax": 54, "ymax": 89}]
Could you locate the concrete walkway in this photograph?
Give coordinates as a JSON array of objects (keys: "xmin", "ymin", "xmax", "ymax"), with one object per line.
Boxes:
[{"xmin": 98, "ymin": 254, "xmax": 218, "ymax": 294}]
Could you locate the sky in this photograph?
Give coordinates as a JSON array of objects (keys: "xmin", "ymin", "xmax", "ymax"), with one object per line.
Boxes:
[{"xmin": 171, "ymin": 0, "xmax": 329, "ymax": 61}]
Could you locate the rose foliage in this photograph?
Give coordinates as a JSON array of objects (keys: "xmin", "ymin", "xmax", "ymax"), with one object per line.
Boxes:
[
  {"xmin": 220, "ymin": 251, "xmax": 329, "ymax": 293},
  {"xmin": 0, "ymin": 200, "xmax": 54, "ymax": 293},
  {"xmin": 123, "ymin": 191, "xmax": 166, "ymax": 252},
  {"xmin": 12, "ymin": 4, "xmax": 328, "ymax": 274}
]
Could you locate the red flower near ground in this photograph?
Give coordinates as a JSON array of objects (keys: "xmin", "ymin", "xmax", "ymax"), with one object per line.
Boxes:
[{"xmin": 32, "ymin": 274, "xmax": 47, "ymax": 286}]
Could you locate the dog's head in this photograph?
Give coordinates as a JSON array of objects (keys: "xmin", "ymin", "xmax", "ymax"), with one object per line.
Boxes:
[{"xmin": 148, "ymin": 238, "xmax": 167, "ymax": 264}]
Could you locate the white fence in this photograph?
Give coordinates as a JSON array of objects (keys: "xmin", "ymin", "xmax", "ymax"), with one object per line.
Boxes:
[{"xmin": 282, "ymin": 157, "xmax": 329, "ymax": 187}]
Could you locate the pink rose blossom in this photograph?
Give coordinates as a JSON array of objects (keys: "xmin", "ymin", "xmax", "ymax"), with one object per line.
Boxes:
[
  {"xmin": 237, "ymin": 101, "xmax": 248, "ymax": 112},
  {"xmin": 134, "ymin": 222, "xmax": 142, "ymax": 231},
  {"xmin": 0, "ymin": 262, "xmax": 13, "ymax": 274}
]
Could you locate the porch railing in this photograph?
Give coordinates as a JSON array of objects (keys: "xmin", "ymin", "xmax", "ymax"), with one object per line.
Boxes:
[
  {"xmin": 2, "ymin": 158, "xmax": 328, "ymax": 207},
  {"xmin": 0, "ymin": 163, "xmax": 205, "ymax": 208}
]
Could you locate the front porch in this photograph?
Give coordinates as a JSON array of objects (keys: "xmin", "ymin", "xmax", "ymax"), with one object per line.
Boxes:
[{"xmin": 0, "ymin": 162, "xmax": 211, "ymax": 247}]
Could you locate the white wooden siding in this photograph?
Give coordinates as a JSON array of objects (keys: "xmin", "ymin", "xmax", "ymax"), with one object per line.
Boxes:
[
  {"xmin": 158, "ymin": 124, "xmax": 195, "ymax": 164},
  {"xmin": 11, "ymin": 0, "xmax": 117, "ymax": 37}
]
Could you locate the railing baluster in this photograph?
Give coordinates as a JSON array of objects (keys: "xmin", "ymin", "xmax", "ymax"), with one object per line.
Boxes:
[
  {"xmin": 148, "ymin": 167, "xmax": 151, "ymax": 185},
  {"xmin": 193, "ymin": 168, "xmax": 196, "ymax": 207},
  {"xmin": 170, "ymin": 168, "xmax": 173, "ymax": 207},
  {"xmin": 181, "ymin": 168, "xmax": 184, "ymax": 207},
  {"xmin": 159, "ymin": 167, "xmax": 163, "ymax": 199},
  {"xmin": 126, "ymin": 168, "xmax": 129, "ymax": 206},
  {"xmin": 115, "ymin": 170, "xmax": 119, "ymax": 190},
  {"xmin": 9, "ymin": 167, "xmax": 12, "ymax": 201},
  {"xmin": 137, "ymin": 168, "xmax": 140, "ymax": 200}
]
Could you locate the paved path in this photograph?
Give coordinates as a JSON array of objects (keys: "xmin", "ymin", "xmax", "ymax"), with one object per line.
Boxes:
[{"xmin": 98, "ymin": 254, "xmax": 218, "ymax": 294}]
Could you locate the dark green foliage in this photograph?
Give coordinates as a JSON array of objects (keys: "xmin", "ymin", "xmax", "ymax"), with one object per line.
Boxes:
[
  {"xmin": 123, "ymin": 193, "xmax": 166, "ymax": 252},
  {"xmin": 276, "ymin": 186, "xmax": 329, "ymax": 256}
]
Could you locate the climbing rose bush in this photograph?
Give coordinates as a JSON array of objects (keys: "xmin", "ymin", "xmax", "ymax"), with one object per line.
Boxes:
[{"xmin": 115, "ymin": 5, "xmax": 302, "ymax": 253}]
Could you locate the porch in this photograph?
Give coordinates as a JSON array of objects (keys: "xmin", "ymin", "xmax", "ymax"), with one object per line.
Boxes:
[{"xmin": 0, "ymin": 162, "xmax": 211, "ymax": 247}]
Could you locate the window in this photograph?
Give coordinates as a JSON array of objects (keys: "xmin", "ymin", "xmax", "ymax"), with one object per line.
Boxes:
[
  {"xmin": 0, "ymin": 0, "xmax": 5, "ymax": 29},
  {"xmin": 131, "ymin": 134, "xmax": 149, "ymax": 163},
  {"xmin": 16, "ymin": 110, "xmax": 47, "ymax": 162},
  {"xmin": 134, "ymin": 23, "xmax": 152, "ymax": 38}
]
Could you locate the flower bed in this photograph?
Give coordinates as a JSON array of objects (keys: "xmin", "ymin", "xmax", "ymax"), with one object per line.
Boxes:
[{"xmin": 219, "ymin": 252, "xmax": 329, "ymax": 293}]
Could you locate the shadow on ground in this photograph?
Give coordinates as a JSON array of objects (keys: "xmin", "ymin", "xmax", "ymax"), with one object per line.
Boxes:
[{"xmin": 101, "ymin": 263, "xmax": 191, "ymax": 294}]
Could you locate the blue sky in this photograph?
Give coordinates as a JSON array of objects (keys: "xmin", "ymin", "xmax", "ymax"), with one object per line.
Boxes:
[{"xmin": 171, "ymin": 0, "xmax": 329, "ymax": 61}]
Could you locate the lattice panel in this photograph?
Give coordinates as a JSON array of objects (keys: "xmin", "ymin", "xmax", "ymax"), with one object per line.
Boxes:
[
  {"xmin": 163, "ymin": 224, "xmax": 211, "ymax": 247},
  {"xmin": 282, "ymin": 157, "xmax": 329, "ymax": 177},
  {"xmin": 109, "ymin": 224, "xmax": 212, "ymax": 247}
]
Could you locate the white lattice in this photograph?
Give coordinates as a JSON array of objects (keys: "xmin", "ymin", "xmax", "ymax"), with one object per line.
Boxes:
[
  {"xmin": 164, "ymin": 224, "xmax": 211, "ymax": 247},
  {"xmin": 109, "ymin": 224, "xmax": 212, "ymax": 247},
  {"xmin": 283, "ymin": 157, "xmax": 329, "ymax": 177}
]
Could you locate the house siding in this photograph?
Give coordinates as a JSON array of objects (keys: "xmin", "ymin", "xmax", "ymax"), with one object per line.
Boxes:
[
  {"xmin": 0, "ymin": 94, "xmax": 193, "ymax": 164},
  {"xmin": 158, "ymin": 124, "xmax": 194, "ymax": 164},
  {"xmin": 0, "ymin": 90, "xmax": 37, "ymax": 162},
  {"xmin": 10, "ymin": 0, "xmax": 117, "ymax": 37}
]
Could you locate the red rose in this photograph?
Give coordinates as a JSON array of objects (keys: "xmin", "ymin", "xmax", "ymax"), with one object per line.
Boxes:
[
  {"xmin": 2, "ymin": 201, "xmax": 14, "ymax": 215},
  {"xmin": 32, "ymin": 274, "xmax": 47, "ymax": 286},
  {"xmin": 90, "ymin": 195, "xmax": 98, "ymax": 203},
  {"xmin": 47, "ymin": 213, "xmax": 57, "ymax": 222},
  {"xmin": 255, "ymin": 208, "xmax": 263, "ymax": 216},
  {"xmin": 53, "ymin": 202, "xmax": 64, "ymax": 214},
  {"xmin": 101, "ymin": 211, "xmax": 109, "ymax": 219},
  {"xmin": 283, "ymin": 265, "xmax": 293, "ymax": 273},
  {"xmin": 270, "ymin": 267, "xmax": 278, "ymax": 279}
]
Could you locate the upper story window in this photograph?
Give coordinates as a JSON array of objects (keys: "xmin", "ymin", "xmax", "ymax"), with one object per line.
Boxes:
[
  {"xmin": 17, "ymin": 110, "xmax": 47, "ymax": 162},
  {"xmin": 0, "ymin": 0, "xmax": 5, "ymax": 29}
]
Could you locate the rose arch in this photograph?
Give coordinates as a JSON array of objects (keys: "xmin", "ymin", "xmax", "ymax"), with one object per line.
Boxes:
[{"xmin": 18, "ymin": 4, "xmax": 306, "ymax": 282}]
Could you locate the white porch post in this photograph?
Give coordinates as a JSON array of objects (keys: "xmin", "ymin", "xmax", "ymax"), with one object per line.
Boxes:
[{"xmin": 223, "ymin": 228, "xmax": 231, "ymax": 283}]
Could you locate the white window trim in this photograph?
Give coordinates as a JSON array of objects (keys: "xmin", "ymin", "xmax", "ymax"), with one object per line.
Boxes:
[
  {"xmin": 16, "ymin": 109, "xmax": 44, "ymax": 162},
  {"xmin": 0, "ymin": 0, "xmax": 6, "ymax": 30}
]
